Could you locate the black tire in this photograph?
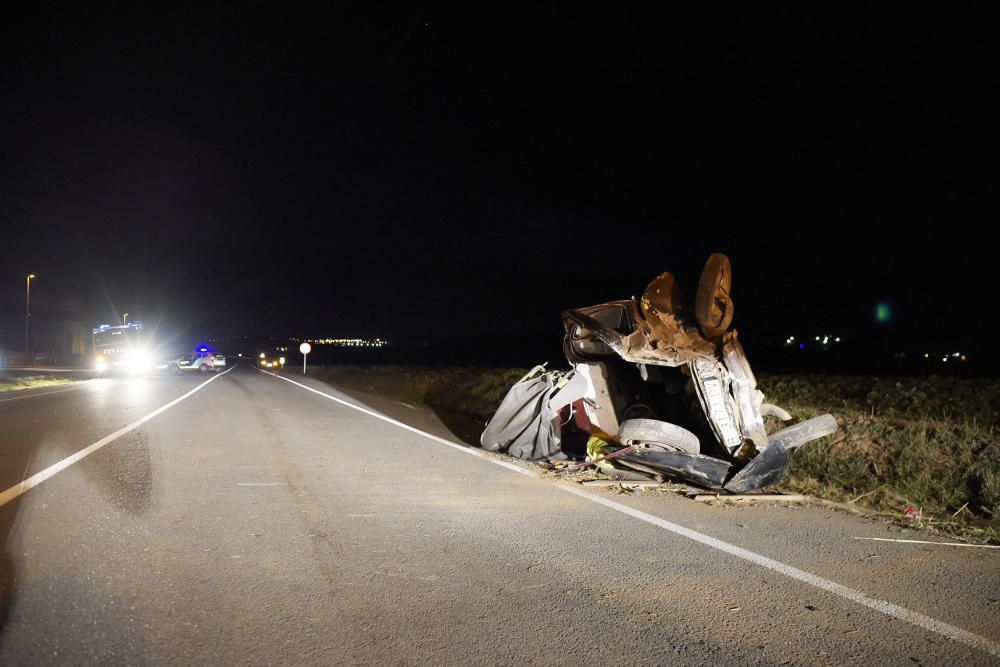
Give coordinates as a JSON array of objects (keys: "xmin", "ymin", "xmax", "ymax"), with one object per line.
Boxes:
[{"xmin": 200, "ymin": 364, "xmax": 209, "ymax": 373}]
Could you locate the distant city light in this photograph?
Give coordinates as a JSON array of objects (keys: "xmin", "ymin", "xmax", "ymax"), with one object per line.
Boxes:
[
  {"xmin": 923, "ymin": 351, "xmax": 968, "ymax": 363},
  {"xmin": 300, "ymin": 337, "xmax": 388, "ymax": 348},
  {"xmin": 794, "ymin": 335, "xmax": 842, "ymax": 350}
]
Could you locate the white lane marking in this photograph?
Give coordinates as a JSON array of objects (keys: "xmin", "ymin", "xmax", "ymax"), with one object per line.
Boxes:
[
  {"xmin": 237, "ymin": 482, "xmax": 286, "ymax": 486},
  {"xmin": 0, "ymin": 365, "xmax": 237, "ymax": 508},
  {"xmin": 258, "ymin": 367, "xmax": 1000, "ymax": 658},
  {"xmin": 0, "ymin": 383, "xmax": 90, "ymax": 403}
]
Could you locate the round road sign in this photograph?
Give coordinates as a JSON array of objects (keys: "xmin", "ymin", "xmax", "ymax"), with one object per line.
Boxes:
[{"xmin": 299, "ymin": 342, "xmax": 312, "ymax": 355}]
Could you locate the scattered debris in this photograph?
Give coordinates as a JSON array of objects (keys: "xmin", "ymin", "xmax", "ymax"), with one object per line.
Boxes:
[
  {"xmin": 849, "ymin": 488, "xmax": 880, "ymax": 504},
  {"xmin": 481, "ymin": 254, "xmax": 838, "ymax": 493},
  {"xmin": 694, "ymin": 494, "xmax": 807, "ymax": 503},
  {"xmin": 852, "ymin": 537, "xmax": 1000, "ymax": 550},
  {"xmin": 585, "ymin": 435, "xmax": 620, "ymax": 473},
  {"xmin": 904, "ymin": 507, "xmax": 923, "ymax": 520},
  {"xmin": 557, "ymin": 444, "xmax": 637, "ymax": 474},
  {"xmin": 581, "ymin": 480, "xmax": 663, "ymax": 488}
]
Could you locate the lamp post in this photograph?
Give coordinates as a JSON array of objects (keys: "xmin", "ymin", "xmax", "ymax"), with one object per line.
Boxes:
[
  {"xmin": 25, "ymin": 273, "xmax": 36, "ymax": 352},
  {"xmin": 123, "ymin": 313, "xmax": 128, "ymax": 326}
]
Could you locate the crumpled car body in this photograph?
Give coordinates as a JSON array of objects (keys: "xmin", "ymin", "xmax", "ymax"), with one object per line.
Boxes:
[{"xmin": 560, "ymin": 254, "xmax": 837, "ymax": 492}]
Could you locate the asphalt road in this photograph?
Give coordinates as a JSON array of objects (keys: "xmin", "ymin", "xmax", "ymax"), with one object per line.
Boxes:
[{"xmin": 0, "ymin": 364, "xmax": 997, "ymax": 665}]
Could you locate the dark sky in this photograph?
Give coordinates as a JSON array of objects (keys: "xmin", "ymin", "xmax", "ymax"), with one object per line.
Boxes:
[{"xmin": 1, "ymin": 5, "xmax": 994, "ymax": 349}]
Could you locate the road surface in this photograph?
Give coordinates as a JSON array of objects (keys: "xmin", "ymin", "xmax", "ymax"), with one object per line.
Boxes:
[{"xmin": 0, "ymin": 365, "xmax": 997, "ymax": 664}]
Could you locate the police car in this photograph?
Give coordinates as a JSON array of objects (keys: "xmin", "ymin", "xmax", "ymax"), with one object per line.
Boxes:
[{"xmin": 169, "ymin": 348, "xmax": 226, "ymax": 373}]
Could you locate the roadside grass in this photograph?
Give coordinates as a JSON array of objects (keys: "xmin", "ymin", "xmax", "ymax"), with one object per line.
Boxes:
[
  {"xmin": 0, "ymin": 376, "xmax": 75, "ymax": 394},
  {"xmin": 309, "ymin": 366, "xmax": 1000, "ymax": 543},
  {"xmin": 761, "ymin": 374, "xmax": 1000, "ymax": 544},
  {"xmin": 307, "ymin": 366, "xmax": 527, "ymax": 420}
]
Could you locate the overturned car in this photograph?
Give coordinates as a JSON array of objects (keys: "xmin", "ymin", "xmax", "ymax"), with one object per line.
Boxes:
[{"xmin": 482, "ymin": 253, "xmax": 837, "ymax": 493}]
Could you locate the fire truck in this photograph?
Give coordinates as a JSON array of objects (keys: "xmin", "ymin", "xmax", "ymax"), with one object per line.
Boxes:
[{"xmin": 92, "ymin": 322, "xmax": 153, "ymax": 373}]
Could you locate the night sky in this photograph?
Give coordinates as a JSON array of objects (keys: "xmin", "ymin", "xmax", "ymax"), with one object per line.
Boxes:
[{"xmin": 1, "ymin": 6, "xmax": 994, "ymax": 354}]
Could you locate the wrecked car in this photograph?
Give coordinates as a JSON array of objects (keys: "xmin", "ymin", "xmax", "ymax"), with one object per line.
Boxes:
[{"xmin": 482, "ymin": 253, "xmax": 837, "ymax": 493}]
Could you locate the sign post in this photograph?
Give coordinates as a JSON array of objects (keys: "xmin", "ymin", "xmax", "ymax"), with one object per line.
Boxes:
[{"xmin": 299, "ymin": 342, "xmax": 312, "ymax": 374}]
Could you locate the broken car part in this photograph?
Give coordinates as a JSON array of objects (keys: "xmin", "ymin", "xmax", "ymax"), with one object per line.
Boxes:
[
  {"xmin": 480, "ymin": 367, "xmax": 588, "ymax": 460},
  {"xmin": 482, "ymin": 253, "xmax": 838, "ymax": 493}
]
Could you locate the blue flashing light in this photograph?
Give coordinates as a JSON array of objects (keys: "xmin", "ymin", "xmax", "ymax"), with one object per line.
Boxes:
[
  {"xmin": 799, "ymin": 343, "xmax": 805, "ymax": 349},
  {"xmin": 199, "ymin": 347, "xmax": 208, "ymax": 352},
  {"xmin": 93, "ymin": 322, "xmax": 143, "ymax": 334}
]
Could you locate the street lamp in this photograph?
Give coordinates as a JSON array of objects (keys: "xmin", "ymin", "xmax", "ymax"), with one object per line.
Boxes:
[
  {"xmin": 123, "ymin": 313, "xmax": 128, "ymax": 326},
  {"xmin": 25, "ymin": 273, "xmax": 36, "ymax": 352}
]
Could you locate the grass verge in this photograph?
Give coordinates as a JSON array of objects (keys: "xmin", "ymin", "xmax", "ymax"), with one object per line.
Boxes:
[
  {"xmin": 760, "ymin": 374, "xmax": 999, "ymax": 544},
  {"xmin": 0, "ymin": 376, "xmax": 75, "ymax": 394},
  {"xmin": 308, "ymin": 366, "xmax": 999, "ymax": 544}
]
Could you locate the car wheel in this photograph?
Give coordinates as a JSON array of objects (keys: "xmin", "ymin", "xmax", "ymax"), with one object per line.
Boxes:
[
  {"xmin": 200, "ymin": 364, "xmax": 209, "ymax": 373},
  {"xmin": 695, "ymin": 253, "xmax": 734, "ymax": 338},
  {"xmin": 619, "ymin": 418, "xmax": 701, "ymax": 453}
]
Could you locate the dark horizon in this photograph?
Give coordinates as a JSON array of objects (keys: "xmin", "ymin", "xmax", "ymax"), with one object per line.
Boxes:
[{"xmin": 2, "ymin": 6, "xmax": 995, "ymax": 359}]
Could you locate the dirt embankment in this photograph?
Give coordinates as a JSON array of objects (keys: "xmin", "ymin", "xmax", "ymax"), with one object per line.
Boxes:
[{"xmin": 308, "ymin": 366, "xmax": 1000, "ymax": 543}]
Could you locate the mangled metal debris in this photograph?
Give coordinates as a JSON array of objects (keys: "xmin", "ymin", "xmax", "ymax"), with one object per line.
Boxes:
[{"xmin": 481, "ymin": 253, "xmax": 838, "ymax": 493}]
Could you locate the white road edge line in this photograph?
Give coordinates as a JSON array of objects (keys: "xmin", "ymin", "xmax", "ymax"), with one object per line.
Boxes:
[
  {"xmin": 258, "ymin": 367, "xmax": 1000, "ymax": 658},
  {"xmin": 0, "ymin": 365, "xmax": 237, "ymax": 508}
]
